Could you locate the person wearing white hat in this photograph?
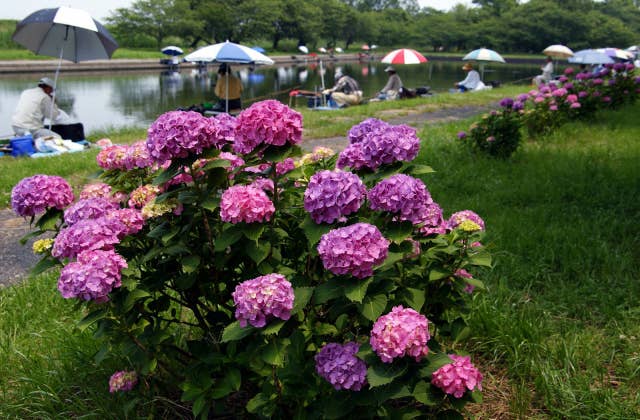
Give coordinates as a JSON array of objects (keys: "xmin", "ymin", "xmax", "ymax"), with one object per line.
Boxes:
[
  {"xmin": 377, "ymin": 66, "xmax": 403, "ymax": 100},
  {"xmin": 322, "ymin": 70, "xmax": 363, "ymax": 107},
  {"xmin": 11, "ymin": 77, "xmax": 63, "ymax": 139}
]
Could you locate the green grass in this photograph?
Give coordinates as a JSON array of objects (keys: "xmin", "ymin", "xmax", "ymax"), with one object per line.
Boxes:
[{"xmin": 1, "ymin": 96, "xmax": 639, "ymax": 417}]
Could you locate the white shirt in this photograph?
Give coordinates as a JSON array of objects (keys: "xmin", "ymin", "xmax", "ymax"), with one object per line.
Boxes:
[
  {"xmin": 11, "ymin": 87, "xmax": 60, "ymax": 131},
  {"xmin": 459, "ymin": 70, "xmax": 481, "ymax": 90},
  {"xmin": 541, "ymin": 62, "xmax": 554, "ymax": 81}
]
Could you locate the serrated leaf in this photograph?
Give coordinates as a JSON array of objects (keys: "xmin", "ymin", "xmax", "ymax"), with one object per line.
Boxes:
[
  {"xmin": 76, "ymin": 308, "xmax": 108, "ymax": 332},
  {"xmin": 29, "ymin": 256, "xmax": 59, "ymax": 276},
  {"xmin": 192, "ymin": 396, "xmax": 208, "ymax": 417},
  {"xmin": 35, "ymin": 208, "xmax": 62, "ymax": 231},
  {"xmin": 182, "ymin": 255, "xmax": 200, "ymax": 273},
  {"xmin": 344, "ymin": 278, "xmax": 373, "ymax": 303},
  {"xmin": 299, "ymin": 215, "xmax": 332, "ymax": 247},
  {"xmin": 211, "ymin": 368, "xmax": 241, "ymax": 399},
  {"xmin": 292, "ymin": 287, "xmax": 314, "ymax": 314},
  {"xmin": 246, "ymin": 392, "xmax": 271, "ymax": 414},
  {"xmin": 261, "ymin": 320, "xmax": 286, "ymax": 336},
  {"xmin": 429, "ymin": 268, "xmax": 450, "ymax": 281},
  {"xmin": 359, "ymin": 294, "xmax": 388, "ymax": 321},
  {"xmin": 367, "ymin": 362, "xmax": 407, "ymax": 387},
  {"xmin": 202, "ymin": 159, "xmax": 230, "ymax": 170},
  {"xmin": 123, "ymin": 289, "xmax": 151, "ymax": 312},
  {"xmin": 214, "ymin": 225, "xmax": 243, "ymax": 250},
  {"xmin": 153, "ymin": 163, "xmax": 180, "ymax": 185},
  {"xmin": 385, "ymin": 221, "xmax": 414, "ymax": 243},
  {"xmin": 464, "ymin": 277, "xmax": 486, "ymax": 291},
  {"xmin": 313, "ymin": 278, "xmax": 343, "ymax": 304},
  {"xmin": 409, "ymin": 164, "xmax": 435, "ymax": 175},
  {"xmin": 221, "ymin": 321, "xmax": 255, "ymax": 342},
  {"xmin": 402, "ymin": 287, "xmax": 425, "ymax": 311},
  {"xmin": 246, "ymin": 241, "xmax": 270, "ymax": 264},
  {"xmin": 420, "ymin": 353, "xmax": 455, "ymax": 377},
  {"xmin": 468, "ymin": 252, "xmax": 492, "ymax": 267},
  {"xmin": 261, "ymin": 339, "xmax": 290, "ymax": 367},
  {"xmin": 201, "ymin": 196, "xmax": 220, "ymax": 211},
  {"xmin": 412, "ymin": 381, "xmax": 439, "ymax": 406},
  {"xmin": 19, "ymin": 230, "xmax": 44, "ymax": 245},
  {"xmin": 241, "ymin": 224, "xmax": 265, "ymax": 241}
]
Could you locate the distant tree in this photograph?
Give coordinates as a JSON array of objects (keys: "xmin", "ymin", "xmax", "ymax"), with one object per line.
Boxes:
[
  {"xmin": 471, "ymin": 0, "xmax": 517, "ymax": 16},
  {"xmin": 584, "ymin": 10, "xmax": 637, "ymax": 47}
]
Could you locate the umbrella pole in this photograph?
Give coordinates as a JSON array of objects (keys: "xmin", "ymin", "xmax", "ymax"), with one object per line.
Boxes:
[
  {"xmin": 319, "ymin": 60, "xmax": 326, "ymax": 106},
  {"xmin": 225, "ymin": 67, "xmax": 229, "ymax": 113},
  {"xmin": 49, "ymin": 46, "xmax": 64, "ymax": 131}
]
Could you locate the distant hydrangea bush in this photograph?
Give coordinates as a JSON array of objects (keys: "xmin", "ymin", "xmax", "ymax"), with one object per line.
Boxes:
[{"xmin": 11, "ymin": 174, "xmax": 74, "ymax": 217}]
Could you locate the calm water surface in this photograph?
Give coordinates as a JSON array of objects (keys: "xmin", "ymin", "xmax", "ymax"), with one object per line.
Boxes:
[{"xmin": 0, "ymin": 60, "xmax": 550, "ymax": 136}]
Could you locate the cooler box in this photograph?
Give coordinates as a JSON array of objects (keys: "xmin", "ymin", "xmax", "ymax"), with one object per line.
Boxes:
[{"xmin": 10, "ymin": 135, "xmax": 35, "ymax": 157}]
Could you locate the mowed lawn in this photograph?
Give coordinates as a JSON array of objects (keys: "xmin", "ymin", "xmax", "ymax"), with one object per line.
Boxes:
[{"xmin": 1, "ymin": 101, "xmax": 639, "ymax": 418}]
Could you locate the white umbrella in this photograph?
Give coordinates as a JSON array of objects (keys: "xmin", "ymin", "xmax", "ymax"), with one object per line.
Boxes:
[
  {"xmin": 298, "ymin": 45, "xmax": 309, "ymax": 54},
  {"xmin": 12, "ymin": 6, "xmax": 118, "ymax": 127},
  {"xmin": 462, "ymin": 48, "xmax": 506, "ymax": 79},
  {"xmin": 543, "ymin": 44, "xmax": 574, "ymax": 59},
  {"xmin": 161, "ymin": 45, "xmax": 184, "ymax": 56},
  {"xmin": 184, "ymin": 41, "xmax": 274, "ymax": 112}
]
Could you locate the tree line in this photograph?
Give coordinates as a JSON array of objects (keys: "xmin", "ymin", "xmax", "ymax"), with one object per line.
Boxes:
[{"xmin": 106, "ymin": 0, "xmax": 639, "ymax": 53}]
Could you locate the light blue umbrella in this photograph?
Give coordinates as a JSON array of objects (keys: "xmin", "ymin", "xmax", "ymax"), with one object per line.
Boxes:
[
  {"xmin": 568, "ymin": 49, "xmax": 614, "ymax": 65},
  {"xmin": 463, "ymin": 48, "xmax": 506, "ymax": 63},
  {"xmin": 251, "ymin": 46, "xmax": 266, "ymax": 54}
]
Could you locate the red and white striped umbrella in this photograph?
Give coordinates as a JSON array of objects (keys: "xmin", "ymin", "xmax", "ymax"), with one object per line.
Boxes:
[{"xmin": 381, "ymin": 48, "xmax": 428, "ymax": 65}]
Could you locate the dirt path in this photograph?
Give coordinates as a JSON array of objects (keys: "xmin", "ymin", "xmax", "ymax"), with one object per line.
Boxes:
[{"xmin": 0, "ymin": 103, "xmax": 493, "ymax": 287}]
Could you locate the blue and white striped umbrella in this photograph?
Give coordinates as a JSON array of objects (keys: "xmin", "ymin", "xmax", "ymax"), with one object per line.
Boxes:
[
  {"xmin": 161, "ymin": 45, "xmax": 184, "ymax": 56},
  {"xmin": 463, "ymin": 48, "xmax": 506, "ymax": 63},
  {"xmin": 184, "ymin": 41, "xmax": 273, "ymax": 65}
]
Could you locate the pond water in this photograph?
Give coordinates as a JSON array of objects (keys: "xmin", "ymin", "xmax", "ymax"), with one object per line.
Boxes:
[{"xmin": 0, "ymin": 60, "xmax": 550, "ymax": 136}]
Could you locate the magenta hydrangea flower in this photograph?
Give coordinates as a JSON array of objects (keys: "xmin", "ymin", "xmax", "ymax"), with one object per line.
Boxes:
[
  {"xmin": 96, "ymin": 145, "xmax": 128, "ymax": 170},
  {"xmin": 368, "ymin": 174, "xmax": 433, "ymax": 224},
  {"xmin": 11, "ymin": 175, "xmax": 74, "ymax": 217},
  {"xmin": 276, "ymin": 158, "xmax": 296, "ymax": 176},
  {"xmin": 317, "ymin": 223, "xmax": 389, "ymax": 278},
  {"xmin": 249, "ymin": 177, "xmax": 275, "ymax": 193},
  {"xmin": 213, "ymin": 113, "xmax": 237, "ymax": 143},
  {"xmin": 146, "ymin": 110, "xmax": 228, "ymax": 162},
  {"xmin": 370, "ymin": 305, "xmax": 430, "ymax": 363},
  {"xmin": 418, "ymin": 202, "xmax": 447, "ymax": 236},
  {"xmin": 336, "ymin": 142, "xmax": 368, "ymax": 170},
  {"xmin": 447, "ymin": 210, "xmax": 485, "ymax": 231},
  {"xmin": 220, "ymin": 185, "xmax": 275, "ymax": 224},
  {"xmin": 52, "ymin": 217, "xmax": 123, "ymax": 259},
  {"xmin": 232, "ymin": 273, "xmax": 295, "ymax": 328},
  {"xmin": 80, "ymin": 183, "xmax": 112, "ymax": 200},
  {"xmin": 348, "ymin": 118, "xmax": 390, "ymax": 144},
  {"xmin": 109, "ymin": 370, "xmax": 138, "ymax": 393},
  {"xmin": 123, "ymin": 141, "xmax": 153, "ymax": 170},
  {"xmin": 63, "ymin": 198, "xmax": 120, "ymax": 226},
  {"xmin": 304, "ymin": 170, "xmax": 366, "ymax": 224},
  {"xmin": 219, "ymin": 152, "xmax": 245, "ymax": 170},
  {"xmin": 233, "ymin": 100, "xmax": 302, "ymax": 154},
  {"xmin": 455, "ymin": 268, "xmax": 476, "ymax": 293},
  {"xmin": 57, "ymin": 249, "xmax": 127, "ymax": 301},
  {"xmin": 431, "ymin": 354, "xmax": 483, "ymax": 398},
  {"xmin": 315, "ymin": 342, "xmax": 367, "ymax": 391},
  {"xmin": 106, "ymin": 208, "xmax": 145, "ymax": 237}
]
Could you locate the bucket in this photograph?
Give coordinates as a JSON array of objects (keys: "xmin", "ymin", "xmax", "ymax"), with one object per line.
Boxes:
[{"xmin": 10, "ymin": 135, "xmax": 35, "ymax": 157}]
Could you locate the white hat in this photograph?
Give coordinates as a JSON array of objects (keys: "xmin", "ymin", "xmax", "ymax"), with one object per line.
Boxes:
[
  {"xmin": 384, "ymin": 66, "xmax": 395, "ymax": 72},
  {"xmin": 38, "ymin": 77, "xmax": 55, "ymax": 88}
]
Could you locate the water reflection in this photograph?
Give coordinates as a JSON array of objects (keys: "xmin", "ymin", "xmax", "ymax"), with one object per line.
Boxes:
[{"xmin": 0, "ymin": 60, "xmax": 548, "ymax": 136}]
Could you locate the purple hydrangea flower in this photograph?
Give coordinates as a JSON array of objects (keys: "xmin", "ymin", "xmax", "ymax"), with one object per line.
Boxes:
[
  {"xmin": 233, "ymin": 100, "xmax": 302, "ymax": 154},
  {"xmin": 109, "ymin": 370, "xmax": 138, "ymax": 393},
  {"xmin": 336, "ymin": 142, "xmax": 368, "ymax": 170},
  {"xmin": 499, "ymin": 97, "xmax": 514, "ymax": 108},
  {"xmin": 276, "ymin": 158, "xmax": 296, "ymax": 176},
  {"xmin": 232, "ymin": 273, "xmax": 294, "ymax": 327},
  {"xmin": 447, "ymin": 210, "xmax": 485, "ymax": 231},
  {"xmin": 457, "ymin": 131, "xmax": 467, "ymax": 139},
  {"xmin": 57, "ymin": 249, "xmax": 127, "ymax": 301},
  {"xmin": 304, "ymin": 170, "xmax": 366, "ymax": 224},
  {"xmin": 63, "ymin": 198, "xmax": 120, "ymax": 226},
  {"xmin": 213, "ymin": 113, "xmax": 237, "ymax": 143},
  {"xmin": 146, "ymin": 110, "xmax": 228, "ymax": 162},
  {"xmin": 123, "ymin": 141, "xmax": 153, "ymax": 170},
  {"xmin": 348, "ymin": 118, "xmax": 390, "ymax": 144},
  {"xmin": 317, "ymin": 223, "xmax": 389, "ymax": 278},
  {"xmin": 370, "ymin": 305, "xmax": 430, "ymax": 363},
  {"xmin": 418, "ymin": 202, "xmax": 447, "ymax": 236},
  {"xmin": 368, "ymin": 174, "xmax": 433, "ymax": 224},
  {"xmin": 431, "ymin": 354, "xmax": 483, "ymax": 398},
  {"xmin": 315, "ymin": 342, "xmax": 367, "ymax": 391},
  {"xmin": 52, "ymin": 217, "xmax": 123, "ymax": 259},
  {"xmin": 220, "ymin": 185, "xmax": 275, "ymax": 224},
  {"xmin": 11, "ymin": 175, "xmax": 74, "ymax": 217}
]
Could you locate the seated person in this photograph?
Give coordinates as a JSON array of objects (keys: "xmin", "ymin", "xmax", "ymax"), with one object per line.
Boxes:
[
  {"xmin": 377, "ymin": 66, "xmax": 403, "ymax": 100},
  {"xmin": 533, "ymin": 57, "xmax": 554, "ymax": 87},
  {"xmin": 11, "ymin": 77, "xmax": 64, "ymax": 139},
  {"xmin": 454, "ymin": 63, "xmax": 481, "ymax": 92},
  {"xmin": 212, "ymin": 63, "xmax": 242, "ymax": 112},
  {"xmin": 323, "ymin": 70, "xmax": 363, "ymax": 107}
]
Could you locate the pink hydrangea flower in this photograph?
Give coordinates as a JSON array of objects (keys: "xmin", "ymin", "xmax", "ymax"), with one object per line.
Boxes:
[
  {"xmin": 455, "ymin": 268, "xmax": 476, "ymax": 293},
  {"xmin": 232, "ymin": 273, "xmax": 294, "ymax": 327},
  {"xmin": 447, "ymin": 210, "xmax": 485, "ymax": 231},
  {"xmin": 418, "ymin": 202, "xmax": 447, "ymax": 236},
  {"xmin": 146, "ymin": 110, "xmax": 229, "ymax": 162},
  {"xmin": 315, "ymin": 342, "xmax": 367, "ymax": 391},
  {"xmin": 249, "ymin": 177, "xmax": 275, "ymax": 193},
  {"xmin": 220, "ymin": 185, "xmax": 275, "ymax": 224},
  {"xmin": 96, "ymin": 145, "xmax": 128, "ymax": 170},
  {"xmin": 109, "ymin": 370, "xmax": 138, "ymax": 393},
  {"xmin": 276, "ymin": 158, "xmax": 296, "ymax": 176},
  {"xmin": 317, "ymin": 223, "xmax": 389, "ymax": 278},
  {"xmin": 57, "ymin": 249, "xmax": 127, "ymax": 301},
  {"xmin": 431, "ymin": 354, "xmax": 483, "ymax": 398},
  {"xmin": 219, "ymin": 152, "xmax": 245, "ymax": 171},
  {"xmin": 11, "ymin": 175, "xmax": 74, "ymax": 217},
  {"xmin": 52, "ymin": 217, "xmax": 123, "ymax": 259},
  {"xmin": 370, "ymin": 305, "xmax": 430, "ymax": 363},
  {"xmin": 80, "ymin": 183, "xmax": 112, "ymax": 200},
  {"xmin": 123, "ymin": 141, "xmax": 153, "ymax": 170},
  {"xmin": 105, "ymin": 208, "xmax": 145, "ymax": 237},
  {"xmin": 368, "ymin": 174, "xmax": 433, "ymax": 224},
  {"xmin": 304, "ymin": 170, "xmax": 366, "ymax": 224},
  {"xmin": 96, "ymin": 138, "xmax": 113, "ymax": 148},
  {"xmin": 63, "ymin": 198, "xmax": 120, "ymax": 226},
  {"xmin": 233, "ymin": 100, "xmax": 302, "ymax": 154}
]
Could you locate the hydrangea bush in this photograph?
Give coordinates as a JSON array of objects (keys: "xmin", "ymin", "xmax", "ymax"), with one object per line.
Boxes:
[
  {"xmin": 458, "ymin": 63, "xmax": 639, "ymax": 157},
  {"xmin": 13, "ymin": 102, "xmax": 492, "ymax": 418}
]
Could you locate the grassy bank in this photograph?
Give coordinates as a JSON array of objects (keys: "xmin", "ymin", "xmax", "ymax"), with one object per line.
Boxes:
[{"xmin": 1, "ymin": 97, "xmax": 638, "ymax": 417}]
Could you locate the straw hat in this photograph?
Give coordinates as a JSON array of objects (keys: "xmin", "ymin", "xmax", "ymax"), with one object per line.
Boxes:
[{"xmin": 462, "ymin": 63, "xmax": 473, "ymax": 71}]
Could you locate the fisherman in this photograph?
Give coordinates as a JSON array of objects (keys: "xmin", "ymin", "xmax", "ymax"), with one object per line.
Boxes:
[
  {"xmin": 323, "ymin": 70, "xmax": 363, "ymax": 107},
  {"xmin": 11, "ymin": 77, "xmax": 63, "ymax": 139}
]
